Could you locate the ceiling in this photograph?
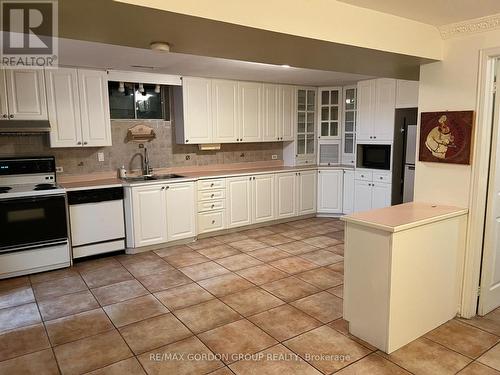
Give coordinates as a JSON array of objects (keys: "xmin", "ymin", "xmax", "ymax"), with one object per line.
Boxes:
[
  {"xmin": 59, "ymin": 39, "xmax": 374, "ymax": 86},
  {"xmin": 337, "ymin": 0, "xmax": 500, "ymax": 26}
]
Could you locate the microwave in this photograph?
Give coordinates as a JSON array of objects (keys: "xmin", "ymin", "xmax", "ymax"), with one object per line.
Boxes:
[{"xmin": 357, "ymin": 144, "xmax": 391, "ymax": 170}]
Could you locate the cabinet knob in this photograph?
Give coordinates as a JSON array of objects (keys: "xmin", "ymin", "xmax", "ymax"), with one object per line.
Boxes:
[
  {"xmin": 166, "ymin": 186, "xmax": 169, "ymax": 189},
  {"xmin": 212, "ymin": 220, "xmax": 216, "ymax": 224},
  {"xmin": 249, "ymin": 177, "xmax": 252, "ymax": 180},
  {"xmin": 186, "ymin": 139, "xmax": 189, "ymax": 143},
  {"xmin": 374, "ymin": 136, "xmax": 377, "ymax": 139},
  {"xmin": 77, "ymin": 141, "xmax": 82, "ymax": 145},
  {"xmin": 380, "ymin": 177, "xmax": 383, "ymax": 180},
  {"xmin": 211, "ymin": 194, "xmax": 214, "ymax": 198},
  {"xmin": 361, "ymin": 175, "xmax": 364, "ymax": 177},
  {"xmin": 83, "ymin": 141, "xmax": 88, "ymax": 145},
  {"xmin": 9, "ymin": 114, "xmax": 13, "ymax": 118},
  {"xmin": 161, "ymin": 186, "xmax": 165, "ymax": 190},
  {"xmin": 211, "ymin": 204, "xmax": 215, "ymax": 208},
  {"xmin": 210, "ymin": 183, "xmax": 214, "ymax": 187},
  {"xmin": 2, "ymin": 114, "xmax": 6, "ymax": 118}
]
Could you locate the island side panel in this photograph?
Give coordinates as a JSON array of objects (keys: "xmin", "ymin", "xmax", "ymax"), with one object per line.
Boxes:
[
  {"xmin": 344, "ymin": 222, "xmax": 393, "ymax": 351},
  {"xmin": 387, "ymin": 214, "xmax": 468, "ymax": 353}
]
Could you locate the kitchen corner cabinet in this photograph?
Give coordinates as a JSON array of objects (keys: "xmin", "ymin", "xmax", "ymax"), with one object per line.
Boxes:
[
  {"xmin": 298, "ymin": 170, "xmax": 317, "ymax": 215},
  {"xmin": 47, "ymin": 68, "xmax": 112, "ymax": 148},
  {"xmin": 356, "ymin": 78, "xmax": 396, "ymax": 142},
  {"xmin": 126, "ymin": 182, "xmax": 196, "ymax": 248},
  {"xmin": 317, "ymin": 169, "xmax": 343, "ymax": 214},
  {"xmin": 0, "ymin": 69, "xmax": 47, "ymax": 120},
  {"xmin": 276, "ymin": 172, "xmax": 297, "ymax": 219}
]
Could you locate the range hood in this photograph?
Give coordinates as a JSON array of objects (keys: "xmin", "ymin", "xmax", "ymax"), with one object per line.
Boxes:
[{"xmin": 0, "ymin": 120, "xmax": 51, "ymax": 134}]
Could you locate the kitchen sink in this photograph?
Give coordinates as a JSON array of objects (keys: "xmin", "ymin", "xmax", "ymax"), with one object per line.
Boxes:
[{"xmin": 122, "ymin": 174, "xmax": 185, "ymax": 182}]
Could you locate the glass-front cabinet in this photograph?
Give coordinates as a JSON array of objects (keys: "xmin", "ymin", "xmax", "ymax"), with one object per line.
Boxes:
[
  {"xmin": 296, "ymin": 88, "xmax": 316, "ymax": 164},
  {"xmin": 342, "ymin": 85, "xmax": 357, "ymax": 164},
  {"xmin": 318, "ymin": 87, "xmax": 342, "ymax": 139}
]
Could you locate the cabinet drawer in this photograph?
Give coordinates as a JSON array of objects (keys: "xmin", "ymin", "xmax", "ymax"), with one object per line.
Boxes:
[
  {"xmin": 198, "ymin": 211, "xmax": 225, "ymax": 233},
  {"xmin": 373, "ymin": 172, "xmax": 391, "ymax": 183},
  {"xmin": 198, "ymin": 179, "xmax": 225, "ymax": 191},
  {"xmin": 197, "ymin": 189, "xmax": 225, "ymax": 201},
  {"xmin": 355, "ymin": 171, "xmax": 373, "ymax": 181},
  {"xmin": 198, "ymin": 200, "xmax": 224, "ymax": 212}
]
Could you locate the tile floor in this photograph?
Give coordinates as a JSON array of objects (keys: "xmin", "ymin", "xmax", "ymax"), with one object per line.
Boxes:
[{"xmin": 0, "ymin": 217, "xmax": 500, "ymax": 374}]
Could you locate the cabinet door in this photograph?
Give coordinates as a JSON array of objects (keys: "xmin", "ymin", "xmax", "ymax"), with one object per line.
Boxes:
[
  {"xmin": 166, "ymin": 182, "xmax": 196, "ymax": 241},
  {"xmin": 342, "ymin": 86, "xmax": 357, "ymax": 165},
  {"xmin": 356, "ymin": 80, "xmax": 375, "ymax": 142},
  {"xmin": 263, "ymin": 84, "xmax": 279, "ymax": 141},
  {"xmin": 317, "ymin": 170, "xmax": 343, "ymax": 213},
  {"xmin": 132, "ymin": 185, "xmax": 167, "ymax": 247},
  {"xmin": 239, "ymin": 82, "xmax": 263, "ymax": 142},
  {"xmin": 318, "ymin": 87, "xmax": 342, "ymax": 140},
  {"xmin": 354, "ymin": 180, "xmax": 372, "ymax": 212},
  {"xmin": 0, "ymin": 70, "xmax": 8, "ymax": 120},
  {"xmin": 212, "ymin": 80, "xmax": 239, "ymax": 143},
  {"xmin": 343, "ymin": 170, "xmax": 355, "ymax": 214},
  {"xmin": 46, "ymin": 68, "xmax": 83, "ymax": 148},
  {"xmin": 5, "ymin": 69, "xmax": 47, "ymax": 120},
  {"xmin": 280, "ymin": 85, "xmax": 295, "ymax": 141},
  {"xmin": 78, "ymin": 69, "xmax": 112, "ymax": 147},
  {"xmin": 396, "ymin": 80, "xmax": 419, "ymax": 109},
  {"xmin": 253, "ymin": 174, "xmax": 275, "ymax": 223},
  {"xmin": 298, "ymin": 170, "xmax": 317, "ymax": 215},
  {"xmin": 183, "ymin": 77, "xmax": 212, "ymax": 144},
  {"xmin": 226, "ymin": 176, "xmax": 252, "ymax": 228},
  {"xmin": 276, "ymin": 172, "xmax": 297, "ymax": 218},
  {"xmin": 371, "ymin": 182, "xmax": 392, "ymax": 209},
  {"xmin": 373, "ymin": 78, "xmax": 396, "ymax": 141}
]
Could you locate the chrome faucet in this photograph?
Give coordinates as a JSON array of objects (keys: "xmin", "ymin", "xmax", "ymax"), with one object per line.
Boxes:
[{"xmin": 143, "ymin": 147, "xmax": 153, "ymax": 176}]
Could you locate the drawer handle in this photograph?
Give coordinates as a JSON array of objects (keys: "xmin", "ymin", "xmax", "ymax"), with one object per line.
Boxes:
[
  {"xmin": 211, "ymin": 204, "xmax": 215, "ymax": 208},
  {"xmin": 361, "ymin": 175, "xmax": 364, "ymax": 178},
  {"xmin": 380, "ymin": 177, "xmax": 383, "ymax": 180},
  {"xmin": 211, "ymin": 194, "xmax": 214, "ymax": 198},
  {"xmin": 210, "ymin": 183, "xmax": 214, "ymax": 187},
  {"xmin": 212, "ymin": 220, "xmax": 216, "ymax": 224}
]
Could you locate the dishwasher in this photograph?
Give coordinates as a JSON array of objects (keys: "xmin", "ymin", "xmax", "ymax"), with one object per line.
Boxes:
[{"xmin": 67, "ymin": 187, "xmax": 125, "ymax": 259}]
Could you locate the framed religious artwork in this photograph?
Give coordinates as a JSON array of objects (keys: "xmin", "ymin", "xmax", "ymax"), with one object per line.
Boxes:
[{"xmin": 419, "ymin": 110, "xmax": 474, "ymax": 165}]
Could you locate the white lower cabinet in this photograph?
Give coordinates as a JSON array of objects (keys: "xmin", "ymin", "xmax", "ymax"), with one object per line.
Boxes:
[
  {"xmin": 298, "ymin": 170, "xmax": 317, "ymax": 215},
  {"xmin": 226, "ymin": 176, "xmax": 253, "ymax": 228},
  {"xmin": 126, "ymin": 182, "xmax": 196, "ymax": 248},
  {"xmin": 317, "ymin": 169, "xmax": 343, "ymax": 214},
  {"xmin": 253, "ymin": 174, "xmax": 276, "ymax": 223},
  {"xmin": 276, "ymin": 172, "xmax": 297, "ymax": 219},
  {"xmin": 354, "ymin": 179, "xmax": 392, "ymax": 212},
  {"xmin": 165, "ymin": 183, "xmax": 196, "ymax": 241},
  {"xmin": 372, "ymin": 182, "xmax": 392, "ymax": 209},
  {"xmin": 343, "ymin": 170, "xmax": 355, "ymax": 214}
]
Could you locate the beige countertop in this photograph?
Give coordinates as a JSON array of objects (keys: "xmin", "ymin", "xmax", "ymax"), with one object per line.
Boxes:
[
  {"xmin": 341, "ymin": 202, "xmax": 468, "ymax": 233},
  {"xmin": 59, "ymin": 163, "xmax": 353, "ymax": 190}
]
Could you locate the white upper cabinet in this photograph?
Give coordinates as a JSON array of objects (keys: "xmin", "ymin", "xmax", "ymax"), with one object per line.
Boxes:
[
  {"xmin": 318, "ymin": 87, "xmax": 342, "ymax": 140},
  {"xmin": 396, "ymin": 80, "xmax": 419, "ymax": 108},
  {"xmin": 356, "ymin": 78, "xmax": 396, "ymax": 142},
  {"xmin": 317, "ymin": 169, "xmax": 343, "ymax": 214},
  {"xmin": 176, "ymin": 77, "xmax": 213, "ymax": 144},
  {"xmin": 342, "ymin": 86, "xmax": 357, "ymax": 165},
  {"xmin": 276, "ymin": 172, "xmax": 297, "ymax": 219},
  {"xmin": 263, "ymin": 84, "xmax": 280, "ymax": 141},
  {"xmin": 212, "ymin": 79, "xmax": 238, "ymax": 143},
  {"xmin": 165, "ymin": 182, "xmax": 196, "ymax": 241},
  {"xmin": 296, "ymin": 88, "xmax": 316, "ymax": 165},
  {"xmin": 47, "ymin": 68, "xmax": 111, "ymax": 148},
  {"xmin": 226, "ymin": 176, "xmax": 252, "ymax": 228},
  {"xmin": 298, "ymin": 170, "xmax": 317, "ymax": 215},
  {"xmin": 3, "ymin": 69, "xmax": 47, "ymax": 120},
  {"xmin": 238, "ymin": 81, "xmax": 263, "ymax": 142},
  {"xmin": 46, "ymin": 68, "xmax": 82, "ymax": 147},
  {"xmin": 279, "ymin": 85, "xmax": 295, "ymax": 141}
]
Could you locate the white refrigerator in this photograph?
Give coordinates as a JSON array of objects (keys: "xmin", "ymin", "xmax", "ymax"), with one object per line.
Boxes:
[{"xmin": 403, "ymin": 125, "xmax": 417, "ymax": 203}]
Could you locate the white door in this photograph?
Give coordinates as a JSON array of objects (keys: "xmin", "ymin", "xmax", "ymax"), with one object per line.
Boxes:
[
  {"xmin": 280, "ymin": 85, "xmax": 295, "ymax": 141},
  {"xmin": 253, "ymin": 174, "xmax": 275, "ymax": 223},
  {"xmin": 343, "ymin": 170, "xmax": 355, "ymax": 214},
  {"xmin": 132, "ymin": 185, "xmax": 167, "ymax": 247},
  {"xmin": 373, "ymin": 78, "xmax": 396, "ymax": 141},
  {"xmin": 166, "ymin": 182, "xmax": 196, "ymax": 241},
  {"xmin": 78, "ymin": 69, "xmax": 112, "ymax": 147},
  {"xmin": 317, "ymin": 170, "xmax": 343, "ymax": 213},
  {"xmin": 263, "ymin": 84, "xmax": 279, "ymax": 141},
  {"xmin": 298, "ymin": 170, "xmax": 317, "ymax": 215},
  {"xmin": 480, "ymin": 61, "xmax": 500, "ymax": 314},
  {"xmin": 371, "ymin": 182, "xmax": 392, "ymax": 209},
  {"xmin": 276, "ymin": 172, "xmax": 297, "ymax": 219},
  {"xmin": 226, "ymin": 176, "xmax": 252, "ymax": 228},
  {"xmin": 356, "ymin": 80, "xmax": 375, "ymax": 142},
  {"xmin": 239, "ymin": 82, "xmax": 263, "ymax": 142},
  {"xmin": 212, "ymin": 79, "xmax": 239, "ymax": 143},
  {"xmin": 5, "ymin": 69, "xmax": 47, "ymax": 120},
  {"xmin": 46, "ymin": 68, "xmax": 83, "ymax": 148},
  {"xmin": 0, "ymin": 70, "xmax": 8, "ymax": 120},
  {"xmin": 354, "ymin": 180, "xmax": 372, "ymax": 212},
  {"xmin": 183, "ymin": 77, "xmax": 212, "ymax": 144}
]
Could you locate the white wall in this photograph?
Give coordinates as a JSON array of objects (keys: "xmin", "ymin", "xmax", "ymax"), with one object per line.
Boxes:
[{"xmin": 414, "ymin": 28, "xmax": 500, "ymax": 208}]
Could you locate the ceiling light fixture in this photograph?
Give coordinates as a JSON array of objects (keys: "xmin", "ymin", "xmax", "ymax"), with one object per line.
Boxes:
[
  {"xmin": 138, "ymin": 83, "xmax": 145, "ymax": 93},
  {"xmin": 154, "ymin": 84, "xmax": 161, "ymax": 94},
  {"xmin": 280, "ymin": 64, "xmax": 291, "ymax": 68},
  {"xmin": 118, "ymin": 82, "xmax": 125, "ymax": 93},
  {"xmin": 150, "ymin": 41, "xmax": 171, "ymax": 52}
]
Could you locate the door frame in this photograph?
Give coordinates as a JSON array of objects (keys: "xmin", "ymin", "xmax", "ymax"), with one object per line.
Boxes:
[{"xmin": 461, "ymin": 47, "xmax": 500, "ymax": 318}]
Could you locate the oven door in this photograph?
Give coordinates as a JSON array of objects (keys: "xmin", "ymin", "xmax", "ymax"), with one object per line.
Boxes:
[{"xmin": 0, "ymin": 194, "xmax": 68, "ymax": 253}]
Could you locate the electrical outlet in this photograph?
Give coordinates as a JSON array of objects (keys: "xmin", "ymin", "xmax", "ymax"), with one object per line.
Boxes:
[
  {"xmin": 271, "ymin": 154, "xmax": 278, "ymax": 160},
  {"xmin": 55, "ymin": 166, "xmax": 63, "ymax": 173},
  {"xmin": 98, "ymin": 152, "xmax": 105, "ymax": 162}
]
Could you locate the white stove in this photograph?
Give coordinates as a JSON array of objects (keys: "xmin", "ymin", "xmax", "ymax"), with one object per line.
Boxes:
[{"xmin": 0, "ymin": 157, "xmax": 70, "ymax": 279}]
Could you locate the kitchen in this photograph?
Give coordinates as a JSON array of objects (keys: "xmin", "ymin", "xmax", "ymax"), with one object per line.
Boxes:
[{"xmin": 1, "ymin": 1, "xmax": 500, "ymax": 374}]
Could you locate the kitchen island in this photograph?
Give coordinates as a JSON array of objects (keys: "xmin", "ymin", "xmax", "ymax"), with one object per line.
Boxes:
[{"xmin": 341, "ymin": 202, "xmax": 468, "ymax": 353}]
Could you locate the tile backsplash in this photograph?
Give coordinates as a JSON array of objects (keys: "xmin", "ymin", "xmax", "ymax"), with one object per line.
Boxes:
[{"xmin": 0, "ymin": 120, "xmax": 283, "ymax": 175}]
